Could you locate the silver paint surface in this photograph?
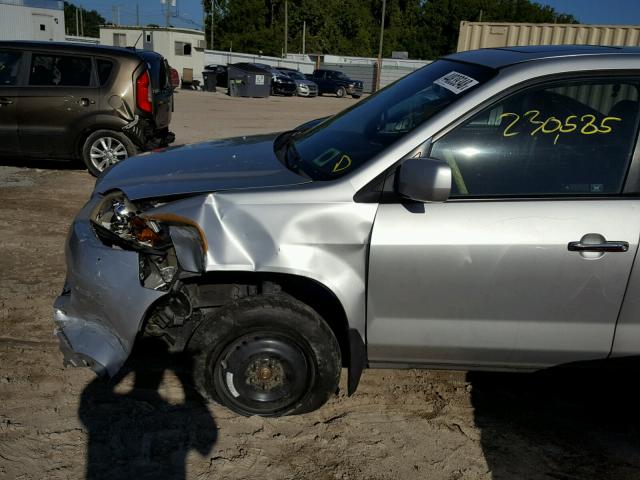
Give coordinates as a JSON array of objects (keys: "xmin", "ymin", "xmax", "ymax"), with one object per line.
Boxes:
[
  {"xmin": 55, "ymin": 48, "xmax": 640, "ymax": 376},
  {"xmin": 368, "ymin": 201, "xmax": 640, "ymax": 368},
  {"xmin": 53, "ymin": 196, "xmax": 166, "ymax": 374},
  {"xmin": 95, "ymin": 134, "xmax": 310, "ymax": 200}
]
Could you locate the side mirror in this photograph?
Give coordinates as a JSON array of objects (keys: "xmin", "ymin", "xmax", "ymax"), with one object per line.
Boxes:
[{"xmin": 396, "ymin": 157, "xmax": 451, "ymax": 203}]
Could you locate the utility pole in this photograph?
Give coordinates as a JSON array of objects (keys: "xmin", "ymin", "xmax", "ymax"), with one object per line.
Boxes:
[
  {"xmin": 80, "ymin": 6, "xmax": 84, "ymax": 36},
  {"xmin": 376, "ymin": 0, "xmax": 386, "ymax": 91},
  {"xmin": 165, "ymin": 1, "xmax": 171, "ymax": 28},
  {"xmin": 75, "ymin": 6, "xmax": 79, "ymax": 35},
  {"xmin": 210, "ymin": 0, "xmax": 214, "ymax": 49},
  {"xmin": 302, "ymin": 20, "xmax": 306, "ymax": 55},
  {"xmin": 284, "ymin": 0, "xmax": 288, "ymax": 58}
]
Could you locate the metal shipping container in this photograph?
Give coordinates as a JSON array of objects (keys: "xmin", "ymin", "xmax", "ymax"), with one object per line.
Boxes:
[{"xmin": 457, "ymin": 21, "xmax": 640, "ymax": 52}]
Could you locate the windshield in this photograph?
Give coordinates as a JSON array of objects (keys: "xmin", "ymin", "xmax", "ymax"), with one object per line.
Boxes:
[
  {"xmin": 283, "ymin": 70, "xmax": 305, "ymax": 80},
  {"xmin": 280, "ymin": 60, "xmax": 495, "ymax": 180}
]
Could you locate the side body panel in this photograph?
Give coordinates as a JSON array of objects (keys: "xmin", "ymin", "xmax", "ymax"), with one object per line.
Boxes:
[
  {"xmin": 149, "ymin": 185, "xmax": 379, "ymax": 341},
  {"xmin": 611, "ymin": 254, "xmax": 640, "ymax": 357},
  {"xmin": 368, "ymin": 200, "xmax": 640, "ymax": 369}
]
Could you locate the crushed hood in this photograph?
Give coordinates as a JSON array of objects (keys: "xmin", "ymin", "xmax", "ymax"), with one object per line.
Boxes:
[{"xmin": 94, "ymin": 134, "xmax": 311, "ymax": 200}]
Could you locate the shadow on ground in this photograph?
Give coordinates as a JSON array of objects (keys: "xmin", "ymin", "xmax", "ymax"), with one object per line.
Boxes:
[
  {"xmin": 78, "ymin": 339, "xmax": 217, "ymax": 480},
  {"xmin": 0, "ymin": 156, "xmax": 84, "ymax": 171},
  {"xmin": 468, "ymin": 359, "xmax": 640, "ymax": 480}
]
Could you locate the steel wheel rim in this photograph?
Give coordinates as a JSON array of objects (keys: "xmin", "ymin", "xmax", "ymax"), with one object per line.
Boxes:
[
  {"xmin": 89, "ymin": 136, "xmax": 128, "ymax": 172},
  {"xmin": 214, "ymin": 331, "xmax": 313, "ymax": 415}
]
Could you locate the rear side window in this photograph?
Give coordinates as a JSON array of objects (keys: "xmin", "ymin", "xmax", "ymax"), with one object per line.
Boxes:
[
  {"xmin": 96, "ymin": 59, "xmax": 114, "ymax": 86},
  {"xmin": 431, "ymin": 79, "xmax": 640, "ymax": 197},
  {"xmin": 0, "ymin": 50, "xmax": 21, "ymax": 86},
  {"xmin": 29, "ymin": 54, "xmax": 92, "ymax": 86}
]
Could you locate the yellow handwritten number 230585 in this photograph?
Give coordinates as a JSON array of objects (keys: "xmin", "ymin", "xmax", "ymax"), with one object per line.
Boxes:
[{"xmin": 499, "ymin": 110, "xmax": 622, "ymax": 144}]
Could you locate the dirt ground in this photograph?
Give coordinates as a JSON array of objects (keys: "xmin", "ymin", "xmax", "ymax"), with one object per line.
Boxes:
[{"xmin": 2, "ymin": 90, "xmax": 640, "ymax": 480}]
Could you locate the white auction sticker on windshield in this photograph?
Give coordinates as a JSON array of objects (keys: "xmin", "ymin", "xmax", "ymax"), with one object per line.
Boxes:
[{"xmin": 434, "ymin": 71, "xmax": 479, "ymax": 94}]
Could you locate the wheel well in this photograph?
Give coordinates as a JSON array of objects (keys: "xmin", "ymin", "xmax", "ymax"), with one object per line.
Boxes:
[
  {"xmin": 74, "ymin": 124, "xmax": 134, "ymax": 159},
  {"xmin": 74, "ymin": 127, "xmax": 97, "ymax": 159},
  {"xmin": 188, "ymin": 272, "xmax": 351, "ymax": 368}
]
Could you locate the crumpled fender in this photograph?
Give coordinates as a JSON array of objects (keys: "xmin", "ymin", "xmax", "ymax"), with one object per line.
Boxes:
[{"xmin": 149, "ymin": 184, "xmax": 379, "ymax": 340}]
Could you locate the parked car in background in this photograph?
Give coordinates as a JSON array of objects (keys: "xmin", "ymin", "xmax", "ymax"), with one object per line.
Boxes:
[
  {"xmin": 307, "ymin": 69, "xmax": 363, "ymax": 98},
  {"xmin": 55, "ymin": 45, "xmax": 640, "ymax": 419},
  {"xmin": 252, "ymin": 63, "xmax": 296, "ymax": 96},
  {"xmin": 203, "ymin": 64, "xmax": 228, "ymax": 89},
  {"xmin": 276, "ymin": 67, "xmax": 318, "ymax": 97},
  {"xmin": 0, "ymin": 41, "xmax": 175, "ymax": 176}
]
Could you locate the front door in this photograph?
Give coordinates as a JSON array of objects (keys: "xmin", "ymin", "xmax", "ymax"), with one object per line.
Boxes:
[
  {"xmin": 0, "ymin": 49, "xmax": 23, "ymax": 155},
  {"xmin": 18, "ymin": 51, "xmax": 97, "ymax": 158},
  {"xmin": 367, "ymin": 76, "xmax": 640, "ymax": 369}
]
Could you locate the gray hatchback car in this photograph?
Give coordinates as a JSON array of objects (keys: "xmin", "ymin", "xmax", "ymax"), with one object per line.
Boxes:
[{"xmin": 55, "ymin": 46, "xmax": 640, "ymax": 416}]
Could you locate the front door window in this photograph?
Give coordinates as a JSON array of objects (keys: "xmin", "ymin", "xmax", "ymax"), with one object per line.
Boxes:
[{"xmin": 430, "ymin": 79, "xmax": 640, "ymax": 197}]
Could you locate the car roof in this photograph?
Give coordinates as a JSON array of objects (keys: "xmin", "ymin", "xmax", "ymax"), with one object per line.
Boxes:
[
  {"xmin": 445, "ymin": 45, "xmax": 640, "ymax": 69},
  {"xmin": 230, "ymin": 62, "xmax": 271, "ymax": 73},
  {"xmin": 0, "ymin": 40, "xmax": 144, "ymax": 60}
]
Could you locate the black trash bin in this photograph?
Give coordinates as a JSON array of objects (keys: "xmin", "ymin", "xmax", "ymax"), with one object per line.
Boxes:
[
  {"xmin": 227, "ymin": 63, "xmax": 271, "ymax": 98},
  {"xmin": 202, "ymin": 71, "xmax": 217, "ymax": 92}
]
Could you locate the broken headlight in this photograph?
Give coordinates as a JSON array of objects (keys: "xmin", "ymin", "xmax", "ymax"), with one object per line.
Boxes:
[
  {"xmin": 90, "ymin": 191, "xmax": 206, "ymax": 290},
  {"xmin": 91, "ymin": 192, "xmax": 173, "ymax": 253}
]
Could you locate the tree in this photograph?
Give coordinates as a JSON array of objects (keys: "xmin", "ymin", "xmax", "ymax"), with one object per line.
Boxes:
[
  {"xmin": 63, "ymin": 1, "xmax": 106, "ymax": 38},
  {"xmin": 202, "ymin": 0, "xmax": 578, "ymax": 59}
]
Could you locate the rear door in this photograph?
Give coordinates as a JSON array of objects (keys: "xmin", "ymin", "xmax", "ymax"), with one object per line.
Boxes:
[
  {"xmin": 0, "ymin": 48, "xmax": 23, "ymax": 155},
  {"xmin": 18, "ymin": 50, "xmax": 98, "ymax": 157},
  {"xmin": 367, "ymin": 75, "xmax": 640, "ymax": 369}
]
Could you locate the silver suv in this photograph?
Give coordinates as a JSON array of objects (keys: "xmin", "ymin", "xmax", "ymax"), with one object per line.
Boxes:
[{"xmin": 54, "ymin": 46, "xmax": 640, "ymax": 417}]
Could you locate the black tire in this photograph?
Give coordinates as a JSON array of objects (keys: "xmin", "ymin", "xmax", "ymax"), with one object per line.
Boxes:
[
  {"xmin": 336, "ymin": 86, "xmax": 346, "ymax": 98},
  {"xmin": 82, "ymin": 129, "xmax": 137, "ymax": 177},
  {"xmin": 351, "ymin": 94, "xmax": 361, "ymax": 99},
  {"xmin": 189, "ymin": 294, "xmax": 341, "ymax": 417}
]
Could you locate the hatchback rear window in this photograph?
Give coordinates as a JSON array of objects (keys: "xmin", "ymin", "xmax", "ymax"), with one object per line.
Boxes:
[{"xmin": 29, "ymin": 54, "xmax": 92, "ymax": 86}]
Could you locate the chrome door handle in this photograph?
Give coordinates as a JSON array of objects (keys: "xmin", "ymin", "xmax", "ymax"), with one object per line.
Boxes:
[
  {"xmin": 78, "ymin": 97, "xmax": 94, "ymax": 107},
  {"xmin": 568, "ymin": 241, "xmax": 629, "ymax": 252},
  {"xmin": 0, "ymin": 97, "xmax": 13, "ymax": 105}
]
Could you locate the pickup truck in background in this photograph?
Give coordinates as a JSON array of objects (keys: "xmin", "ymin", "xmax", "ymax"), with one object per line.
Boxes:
[{"xmin": 306, "ymin": 69, "xmax": 363, "ymax": 98}]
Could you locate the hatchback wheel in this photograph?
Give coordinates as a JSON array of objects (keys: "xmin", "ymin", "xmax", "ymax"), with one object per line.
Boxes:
[
  {"xmin": 82, "ymin": 130, "xmax": 137, "ymax": 176},
  {"xmin": 190, "ymin": 295, "xmax": 341, "ymax": 417}
]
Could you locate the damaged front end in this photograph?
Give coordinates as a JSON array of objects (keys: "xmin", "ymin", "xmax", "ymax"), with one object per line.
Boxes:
[{"xmin": 53, "ymin": 191, "xmax": 204, "ymax": 376}]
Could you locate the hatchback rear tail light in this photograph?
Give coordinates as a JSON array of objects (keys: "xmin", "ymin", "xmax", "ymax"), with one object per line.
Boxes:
[{"xmin": 136, "ymin": 70, "xmax": 152, "ymax": 113}]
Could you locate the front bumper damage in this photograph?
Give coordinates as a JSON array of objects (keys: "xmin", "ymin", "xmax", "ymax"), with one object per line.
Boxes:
[{"xmin": 53, "ymin": 196, "xmax": 166, "ymax": 376}]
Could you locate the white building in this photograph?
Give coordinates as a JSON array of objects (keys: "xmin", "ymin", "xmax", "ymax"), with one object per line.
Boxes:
[
  {"xmin": 100, "ymin": 26, "xmax": 206, "ymax": 82},
  {"xmin": 0, "ymin": 0, "xmax": 65, "ymax": 41}
]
